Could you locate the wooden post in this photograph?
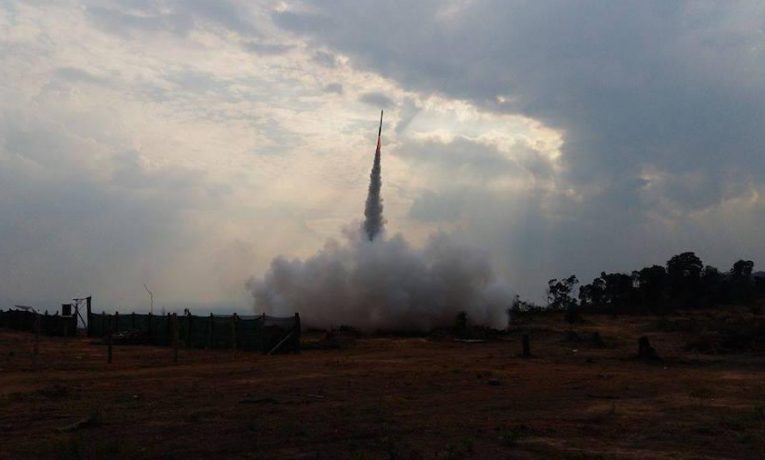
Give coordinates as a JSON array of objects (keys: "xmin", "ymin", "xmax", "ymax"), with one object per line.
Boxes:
[
  {"xmin": 147, "ymin": 312, "xmax": 153, "ymax": 345},
  {"xmin": 259, "ymin": 313, "xmax": 266, "ymax": 353},
  {"xmin": 208, "ymin": 313, "xmax": 214, "ymax": 349},
  {"xmin": 86, "ymin": 296, "xmax": 92, "ymax": 337},
  {"xmin": 107, "ymin": 325, "xmax": 113, "ymax": 365},
  {"xmin": 294, "ymin": 313, "xmax": 301, "ymax": 354},
  {"xmin": 166, "ymin": 313, "xmax": 172, "ymax": 346},
  {"xmin": 33, "ymin": 312, "xmax": 40, "ymax": 366},
  {"xmin": 231, "ymin": 314, "xmax": 238, "ymax": 351},
  {"xmin": 114, "ymin": 311, "xmax": 120, "ymax": 334},
  {"xmin": 101, "ymin": 311, "xmax": 106, "ymax": 338},
  {"xmin": 172, "ymin": 313, "xmax": 179, "ymax": 364},
  {"xmin": 186, "ymin": 312, "xmax": 192, "ymax": 349},
  {"xmin": 638, "ymin": 336, "xmax": 661, "ymax": 362},
  {"xmin": 73, "ymin": 304, "xmax": 79, "ymax": 333},
  {"xmin": 522, "ymin": 334, "xmax": 531, "ymax": 358}
]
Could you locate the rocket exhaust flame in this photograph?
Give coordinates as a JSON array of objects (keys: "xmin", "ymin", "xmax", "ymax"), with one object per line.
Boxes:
[{"xmin": 363, "ymin": 110, "xmax": 385, "ymax": 241}]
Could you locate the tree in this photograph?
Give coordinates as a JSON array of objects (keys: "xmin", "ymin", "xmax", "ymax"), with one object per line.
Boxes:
[
  {"xmin": 731, "ymin": 260, "xmax": 754, "ymax": 280},
  {"xmin": 699, "ymin": 265, "xmax": 724, "ymax": 307},
  {"xmin": 666, "ymin": 252, "xmax": 704, "ymax": 307},
  {"xmin": 548, "ymin": 275, "xmax": 579, "ymax": 323},
  {"xmin": 730, "ymin": 259, "xmax": 755, "ymax": 302},
  {"xmin": 635, "ymin": 265, "xmax": 668, "ymax": 311},
  {"xmin": 600, "ymin": 272, "xmax": 635, "ymax": 309},
  {"xmin": 548, "ymin": 275, "xmax": 579, "ymax": 310},
  {"xmin": 579, "ymin": 277, "xmax": 606, "ymax": 308},
  {"xmin": 667, "ymin": 252, "xmax": 703, "ymax": 280}
]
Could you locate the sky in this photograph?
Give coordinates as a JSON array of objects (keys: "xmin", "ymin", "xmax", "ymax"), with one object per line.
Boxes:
[{"xmin": 1, "ymin": 1, "xmax": 764, "ymax": 313}]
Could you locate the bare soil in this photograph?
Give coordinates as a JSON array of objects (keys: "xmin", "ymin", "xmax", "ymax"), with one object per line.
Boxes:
[{"xmin": 1, "ymin": 310, "xmax": 763, "ymax": 459}]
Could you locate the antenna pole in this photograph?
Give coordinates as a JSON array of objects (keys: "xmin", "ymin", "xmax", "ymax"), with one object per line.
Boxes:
[{"xmin": 143, "ymin": 284, "xmax": 154, "ymax": 314}]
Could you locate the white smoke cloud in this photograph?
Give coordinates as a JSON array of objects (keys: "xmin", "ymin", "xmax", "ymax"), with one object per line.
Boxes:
[{"xmin": 246, "ymin": 227, "xmax": 512, "ymax": 332}]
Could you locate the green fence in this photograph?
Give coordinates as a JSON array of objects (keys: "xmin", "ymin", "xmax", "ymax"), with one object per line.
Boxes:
[
  {"xmin": 86, "ymin": 311, "xmax": 300, "ymax": 353},
  {"xmin": 0, "ymin": 309, "xmax": 77, "ymax": 337}
]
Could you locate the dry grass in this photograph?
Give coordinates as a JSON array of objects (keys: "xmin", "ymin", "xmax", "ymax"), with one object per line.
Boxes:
[{"xmin": 1, "ymin": 308, "xmax": 764, "ymax": 459}]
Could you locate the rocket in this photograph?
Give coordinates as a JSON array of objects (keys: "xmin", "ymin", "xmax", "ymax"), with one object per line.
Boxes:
[
  {"xmin": 363, "ymin": 110, "xmax": 385, "ymax": 241},
  {"xmin": 376, "ymin": 110, "xmax": 383, "ymax": 154}
]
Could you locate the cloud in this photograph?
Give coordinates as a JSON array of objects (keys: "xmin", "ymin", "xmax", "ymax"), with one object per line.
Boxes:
[
  {"xmin": 2, "ymin": 0, "xmax": 765, "ymax": 311},
  {"xmin": 242, "ymin": 41, "xmax": 294, "ymax": 55},
  {"xmin": 323, "ymin": 82, "xmax": 343, "ymax": 94},
  {"xmin": 274, "ymin": 0, "xmax": 765, "ymax": 298},
  {"xmin": 275, "ymin": 1, "xmax": 765, "ymax": 207},
  {"xmin": 312, "ymin": 50, "xmax": 338, "ymax": 68},
  {"xmin": 359, "ymin": 91, "xmax": 394, "ymax": 108},
  {"xmin": 86, "ymin": 0, "xmax": 257, "ymax": 37}
]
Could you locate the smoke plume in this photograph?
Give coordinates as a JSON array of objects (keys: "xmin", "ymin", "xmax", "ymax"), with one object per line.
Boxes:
[
  {"xmin": 247, "ymin": 111, "xmax": 512, "ymax": 331},
  {"xmin": 247, "ymin": 230, "xmax": 512, "ymax": 332},
  {"xmin": 363, "ymin": 110, "xmax": 384, "ymax": 241}
]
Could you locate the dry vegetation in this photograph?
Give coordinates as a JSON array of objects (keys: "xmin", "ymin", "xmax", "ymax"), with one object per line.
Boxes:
[{"xmin": 1, "ymin": 308, "xmax": 764, "ymax": 459}]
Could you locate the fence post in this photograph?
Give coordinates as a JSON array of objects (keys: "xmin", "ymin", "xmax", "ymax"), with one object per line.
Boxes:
[
  {"xmin": 259, "ymin": 313, "xmax": 266, "ymax": 353},
  {"xmin": 166, "ymin": 313, "xmax": 172, "ymax": 346},
  {"xmin": 62, "ymin": 316, "xmax": 68, "ymax": 337},
  {"xmin": 33, "ymin": 312, "xmax": 41, "ymax": 366},
  {"xmin": 172, "ymin": 313, "xmax": 179, "ymax": 364},
  {"xmin": 186, "ymin": 312, "xmax": 192, "ymax": 349},
  {"xmin": 231, "ymin": 314, "xmax": 238, "ymax": 351},
  {"xmin": 114, "ymin": 311, "xmax": 120, "ymax": 334},
  {"xmin": 208, "ymin": 313, "xmax": 214, "ymax": 349},
  {"xmin": 101, "ymin": 311, "xmax": 106, "ymax": 338},
  {"xmin": 294, "ymin": 313, "xmax": 301, "ymax": 354},
  {"xmin": 107, "ymin": 322, "xmax": 113, "ymax": 365},
  {"xmin": 147, "ymin": 312, "xmax": 153, "ymax": 345},
  {"xmin": 86, "ymin": 296, "xmax": 92, "ymax": 337}
]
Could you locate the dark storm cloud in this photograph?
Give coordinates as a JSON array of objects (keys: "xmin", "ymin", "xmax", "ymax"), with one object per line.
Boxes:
[
  {"xmin": 274, "ymin": 1, "xmax": 765, "ymax": 298},
  {"xmin": 275, "ymin": 1, "xmax": 765, "ymax": 210}
]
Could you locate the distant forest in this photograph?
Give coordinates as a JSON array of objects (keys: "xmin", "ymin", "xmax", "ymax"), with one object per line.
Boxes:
[{"xmin": 516, "ymin": 252, "xmax": 764, "ymax": 319}]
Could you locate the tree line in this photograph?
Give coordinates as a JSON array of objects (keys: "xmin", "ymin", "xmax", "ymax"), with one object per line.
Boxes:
[{"xmin": 514, "ymin": 252, "xmax": 763, "ymax": 319}]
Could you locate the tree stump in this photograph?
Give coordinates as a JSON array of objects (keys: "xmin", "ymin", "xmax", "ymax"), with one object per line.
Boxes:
[
  {"xmin": 638, "ymin": 336, "xmax": 661, "ymax": 362},
  {"xmin": 522, "ymin": 334, "xmax": 531, "ymax": 358}
]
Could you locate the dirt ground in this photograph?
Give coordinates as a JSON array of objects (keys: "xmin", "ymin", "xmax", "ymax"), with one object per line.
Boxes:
[{"xmin": 1, "ymin": 310, "xmax": 763, "ymax": 459}]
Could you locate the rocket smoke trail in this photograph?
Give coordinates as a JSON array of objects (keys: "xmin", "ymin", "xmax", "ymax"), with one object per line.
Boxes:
[
  {"xmin": 247, "ymin": 109, "xmax": 514, "ymax": 332},
  {"xmin": 363, "ymin": 110, "xmax": 385, "ymax": 241}
]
